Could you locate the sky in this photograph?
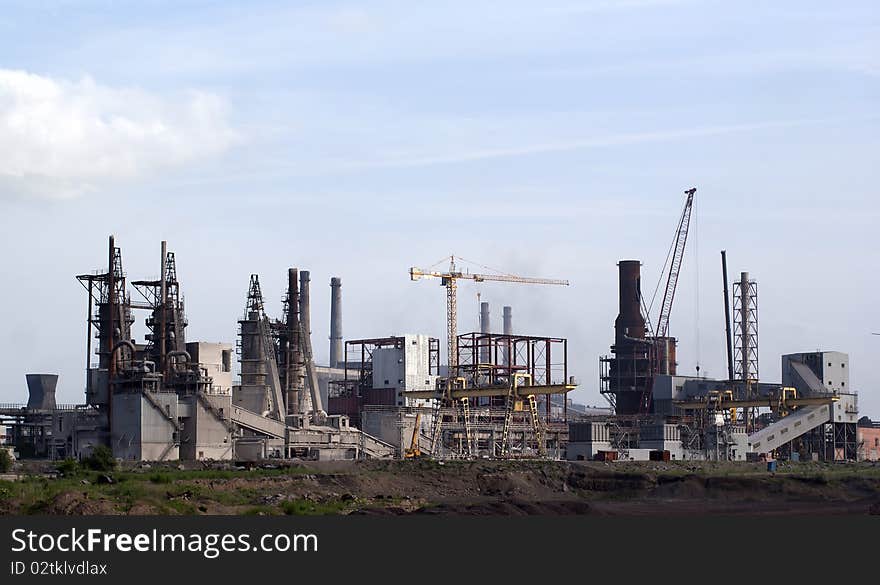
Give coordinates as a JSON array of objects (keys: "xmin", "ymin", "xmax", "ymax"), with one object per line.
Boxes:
[{"xmin": 0, "ymin": 0, "xmax": 877, "ymax": 414}]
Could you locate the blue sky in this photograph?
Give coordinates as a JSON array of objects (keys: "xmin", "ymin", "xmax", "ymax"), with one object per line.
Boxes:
[{"xmin": 0, "ymin": 0, "xmax": 877, "ymax": 414}]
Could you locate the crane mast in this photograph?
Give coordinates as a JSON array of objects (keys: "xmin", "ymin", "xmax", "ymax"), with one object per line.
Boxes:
[{"xmin": 410, "ymin": 257, "xmax": 569, "ymax": 370}]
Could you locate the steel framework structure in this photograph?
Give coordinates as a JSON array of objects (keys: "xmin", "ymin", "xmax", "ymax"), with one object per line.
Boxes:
[{"xmin": 733, "ymin": 272, "xmax": 759, "ymax": 430}]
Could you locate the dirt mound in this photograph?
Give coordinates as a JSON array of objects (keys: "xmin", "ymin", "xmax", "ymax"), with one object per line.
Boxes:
[
  {"xmin": 42, "ymin": 492, "xmax": 120, "ymax": 515},
  {"xmin": 651, "ymin": 475, "xmax": 707, "ymax": 499}
]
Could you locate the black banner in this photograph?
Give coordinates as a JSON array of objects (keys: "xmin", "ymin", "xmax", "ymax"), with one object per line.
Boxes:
[{"xmin": 1, "ymin": 515, "xmax": 878, "ymax": 581}]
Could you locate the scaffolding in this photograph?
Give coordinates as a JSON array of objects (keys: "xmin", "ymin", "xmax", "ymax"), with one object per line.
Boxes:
[{"xmin": 423, "ymin": 332, "xmax": 573, "ymax": 459}]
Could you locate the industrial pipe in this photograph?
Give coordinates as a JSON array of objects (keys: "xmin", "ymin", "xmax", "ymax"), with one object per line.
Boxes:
[
  {"xmin": 166, "ymin": 350, "xmax": 192, "ymax": 374},
  {"xmin": 110, "ymin": 340, "xmax": 136, "ymax": 371}
]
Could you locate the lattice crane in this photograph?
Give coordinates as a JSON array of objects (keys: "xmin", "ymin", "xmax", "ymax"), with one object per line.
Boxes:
[
  {"xmin": 410, "ymin": 257, "xmax": 569, "ymax": 370},
  {"xmin": 654, "ymin": 187, "xmax": 696, "ymax": 340}
]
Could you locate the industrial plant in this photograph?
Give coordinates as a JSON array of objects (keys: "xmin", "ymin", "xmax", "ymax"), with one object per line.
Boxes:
[{"xmin": 0, "ymin": 189, "xmax": 869, "ymax": 464}]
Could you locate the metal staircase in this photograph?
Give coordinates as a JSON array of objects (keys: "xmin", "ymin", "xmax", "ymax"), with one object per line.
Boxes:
[
  {"xmin": 157, "ymin": 439, "xmax": 178, "ymax": 462},
  {"xmin": 140, "ymin": 390, "xmax": 180, "ymax": 431},
  {"xmin": 196, "ymin": 392, "xmax": 236, "ymax": 434}
]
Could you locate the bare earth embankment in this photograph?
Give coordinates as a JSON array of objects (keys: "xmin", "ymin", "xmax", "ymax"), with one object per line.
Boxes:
[{"xmin": 2, "ymin": 460, "xmax": 879, "ymax": 515}]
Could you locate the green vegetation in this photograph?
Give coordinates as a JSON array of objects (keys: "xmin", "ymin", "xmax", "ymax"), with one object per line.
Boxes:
[
  {"xmin": 0, "ymin": 449, "xmax": 12, "ymax": 473},
  {"xmin": 0, "ymin": 460, "xmax": 877, "ymax": 515},
  {"xmin": 0, "ymin": 463, "xmax": 322, "ymax": 514},
  {"xmin": 279, "ymin": 499, "xmax": 348, "ymax": 516},
  {"xmin": 83, "ymin": 445, "xmax": 116, "ymax": 472},
  {"xmin": 55, "ymin": 458, "xmax": 80, "ymax": 476}
]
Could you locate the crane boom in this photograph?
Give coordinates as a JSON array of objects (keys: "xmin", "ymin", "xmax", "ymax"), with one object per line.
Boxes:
[
  {"xmin": 410, "ymin": 268, "xmax": 568, "ymax": 286},
  {"xmin": 410, "ymin": 257, "xmax": 569, "ymax": 370},
  {"xmin": 655, "ymin": 188, "xmax": 695, "ymax": 339}
]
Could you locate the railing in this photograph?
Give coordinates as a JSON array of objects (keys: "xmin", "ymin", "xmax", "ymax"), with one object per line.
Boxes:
[{"xmin": 0, "ymin": 403, "xmax": 80, "ymax": 412}]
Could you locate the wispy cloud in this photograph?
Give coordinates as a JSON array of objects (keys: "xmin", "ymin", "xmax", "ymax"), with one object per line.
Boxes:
[
  {"xmin": 296, "ymin": 117, "xmax": 845, "ymax": 173},
  {"xmin": 0, "ymin": 69, "xmax": 237, "ymax": 198}
]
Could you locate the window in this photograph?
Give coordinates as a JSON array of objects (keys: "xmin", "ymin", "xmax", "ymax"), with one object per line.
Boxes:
[
  {"xmin": 875, "ymin": 438, "xmax": 879, "ymax": 448},
  {"xmin": 828, "ymin": 362, "xmax": 832, "ymax": 367},
  {"xmin": 221, "ymin": 350, "xmax": 232, "ymax": 373},
  {"xmin": 842, "ymin": 363, "xmax": 846, "ymax": 368},
  {"xmin": 841, "ymin": 382, "xmax": 845, "ymax": 387}
]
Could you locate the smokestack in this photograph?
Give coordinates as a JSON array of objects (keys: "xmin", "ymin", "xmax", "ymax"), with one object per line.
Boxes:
[
  {"xmin": 502, "ymin": 306, "xmax": 512, "ymax": 367},
  {"xmin": 479, "ymin": 302, "xmax": 490, "ymax": 364},
  {"xmin": 299, "ymin": 270, "xmax": 311, "ymax": 340},
  {"xmin": 159, "ymin": 240, "xmax": 167, "ymax": 373},
  {"xmin": 26, "ymin": 374, "xmax": 58, "ymax": 410},
  {"xmin": 330, "ymin": 277, "xmax": 342, "ymax": 368},
  {"xmin": 721, "ymin": 251, "xmax": 734, "ymax": 382},
  {"xmin": 286, "ymin": 268, "xmax": 301, "ymax": 414},
  {"xmin": 615, "ymin": 260, "xmax": 646, "ymax": 344}
]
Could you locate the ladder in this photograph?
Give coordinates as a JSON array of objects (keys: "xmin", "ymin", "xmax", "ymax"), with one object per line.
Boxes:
[
  {"xmin": 460, "ymin": 397, "xmax": 473, "ymax": 457},
  {"xmin": 527, "ymin": 394, "xmax": 546, "ymax": 457},
  {"xmin": 499, "ymin": 383, "xmax": 517, "ymax": 456},
  {"xmin": 429, "ymin": 398, "xmax": 444, "ymax": 456}
]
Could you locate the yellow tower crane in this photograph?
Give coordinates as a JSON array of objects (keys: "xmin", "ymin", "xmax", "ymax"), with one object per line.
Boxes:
[{"xmin": 410, "ymin": 256, "xmax": 569, "ymax": 370}]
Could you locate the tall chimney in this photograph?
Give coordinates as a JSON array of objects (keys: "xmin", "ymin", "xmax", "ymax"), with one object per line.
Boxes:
[
  {"xmin": 479, "ymin": 301, "xmax": 490, "ymax": 364},
  {"xmin": 298, "ymin": 270, "xmax": 314, "ymax": 413},
  {"xmin": 159, "ymin": 240, "xmax": 167, "ymax": 374},
  {"xmin": 329, "ymin": 277, "xmax": 342, "ymax": 368},
  {"xmin": 615, "ymin": 260, "xmax": 646, "ymax": 344},
  {"xmin": 299, "ymin": 270, "xmax": 311, "ymax": 341},
  {"xmin": 286, "ymin": 268, "xmax": 301, "ymax": 414},
  {"xmin": 721, "ymin": 251, "xmax": 734, "ymax": 382},
  {"xmin": 502, "ymin": 306, "xmax": 512, "ymax": 367}
]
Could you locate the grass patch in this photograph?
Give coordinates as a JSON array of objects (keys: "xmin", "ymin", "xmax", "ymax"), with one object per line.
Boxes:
[
  {"xmin": 279, "ymin": 499, "xmax": 348, "ymax": 516},
  {"xmin": 149, "ymin": 473, "xmax": 173, "ymax": 484},
  {"xmin": 243, "ymin": 505, "xmax": 279, "ymax": 516}
]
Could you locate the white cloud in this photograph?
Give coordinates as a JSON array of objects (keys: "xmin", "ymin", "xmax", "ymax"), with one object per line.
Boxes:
[{"xmin": 0, "ymin": 69, "xmax": 237, "ymax": 198}]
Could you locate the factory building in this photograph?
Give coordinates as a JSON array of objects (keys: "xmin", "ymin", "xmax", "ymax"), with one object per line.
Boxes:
[
  {"xmin": 0, "ymin": 238, "xmax": 396, "ymax": 462},
  {"xmin": 570, "ymin": 252, "xmax": 864, "ymax": 462},
  {"xmin": 0, "ymin": 191, "xmax": 870, "ymax": 465}
]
